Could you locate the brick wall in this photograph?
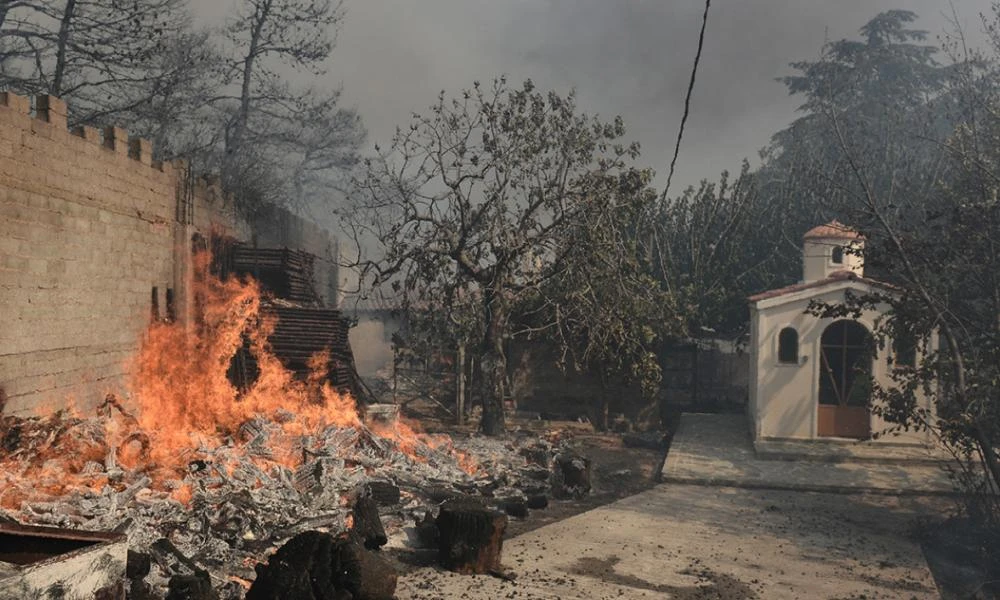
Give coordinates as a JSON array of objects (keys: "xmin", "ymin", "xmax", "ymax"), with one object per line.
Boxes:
[{"xmin": 0, "ymin": 93, "xmax": 241, "ymax": 415}]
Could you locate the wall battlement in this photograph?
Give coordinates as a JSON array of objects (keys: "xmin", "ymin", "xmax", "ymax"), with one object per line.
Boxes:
[
  {"xmin": 0, "ymin": 92, "xmax": 241, "ymax": 415},
  {"xmin": 0, "ymin": 92, "xmax": 340, "ymax": 416},
  {"xmin": 0, "ymin": 92, "xmax": 235, "ymax": 219}
]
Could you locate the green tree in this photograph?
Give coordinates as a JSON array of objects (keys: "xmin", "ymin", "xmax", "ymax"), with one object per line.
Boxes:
[
  {"xmin": 347, "ymin": 78, "xmax": 660, "ymax": 435},
  {"xmin": 757, "ymin": 9, "xmax": 955, "ymax": 269},
  {"xmin": 773, "ymin": 9, "xmax": 1000, "ymax": 536},
  {"xmin": 649, "ymin": 163, "xmax": 789, "ymax": 340}
]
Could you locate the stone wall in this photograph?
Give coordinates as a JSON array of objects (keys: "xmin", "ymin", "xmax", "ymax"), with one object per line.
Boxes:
[{"xmin": 0, "ymin": 93, "xmax": 241, "ymax": 415}]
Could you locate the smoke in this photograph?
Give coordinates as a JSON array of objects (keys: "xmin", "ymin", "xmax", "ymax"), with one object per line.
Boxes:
[{"xmin": 192, "ymin": 0, "xmax": 992, "ymax": 197}]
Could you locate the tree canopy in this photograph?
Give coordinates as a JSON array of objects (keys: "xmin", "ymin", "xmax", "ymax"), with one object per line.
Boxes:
[{"xmin": 346, "ymin": 77, "xmax": 671, "ymax": 434}]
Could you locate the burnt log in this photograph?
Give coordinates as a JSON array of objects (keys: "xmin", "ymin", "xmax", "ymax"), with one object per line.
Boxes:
[
  {"xmin": 423, "ymin": 484, "xmax": 464, "ymax": 504},
  {"xmin": 552, "ymin": 453, "xmax": 591, "ymax": 499},
  {"xmin": 414, "ymin": 511, "xmax": 439, "ymax": 549},
  {"xmin": 519, "ymin": 465, "xmax": 551, "ymax": 482},
  {"xmin": 364, "ymin": 480, "xmax": 400, "ymax": 506},
  {"xmin": 351, "ymin": 497, "xmax": 388, "ymax": 550},
  {"xmin": 126, "ymin": 550, "xmax": 151, "ymax": 580},
  {"xmin": 246, "ymin": 531, "xmax": 396, "ymax": 600},
  {"xmin": 499, "ymin": 500, "xmax": 528, "ymax": 518},
  {"xmin": 518, "ymin": 444, "xmax": 550, "ymax": 467},
  {"xmin": 526, "ymin": 494, "xmax": 549, "ymax": 510},
  {"xmin": 436, "ymin": 499, "xmax": 507, "ymax": 574},
  {"xmin": 165, "ymin": 572, "xmax": 218, "ymax": 600},
  {"xmin": 493, "ymin": 488, "xmax": 528, "ymax": 519}
]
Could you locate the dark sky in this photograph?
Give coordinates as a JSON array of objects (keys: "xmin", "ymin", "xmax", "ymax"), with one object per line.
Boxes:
[{"xmin": 196, "ymin": 0, "xmax": 994, "ymax": 194}]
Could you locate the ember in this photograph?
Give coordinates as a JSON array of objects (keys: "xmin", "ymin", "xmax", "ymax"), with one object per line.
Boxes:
[
  {"xmin": 0, "ymin": 249, "xmax": 573, "ymax": 597},
  {"xmin": 0, "ymin": 254, "xmax": 540, "ymax": 597}
]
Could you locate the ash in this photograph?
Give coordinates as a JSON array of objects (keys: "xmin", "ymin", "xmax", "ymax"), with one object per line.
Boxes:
[{"xmin": 0, "ymin": 407, "xmax": 566, "ymax": 598}]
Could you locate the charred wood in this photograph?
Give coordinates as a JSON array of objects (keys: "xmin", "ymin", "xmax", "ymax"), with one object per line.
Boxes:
[
  {"xmin": 246, "ymin": 531, "xmax": 396, "ymax": 600},
  {"xmin": 165, "ymin": 571, "xmax": 218, "ymax": 600},
  {"xmin": 362, "ymin": 480, "xmax": 400, "ymax": 506},
  {"xmin": 551, "ymin": 453, "xmax": 592, "ymax": 499},
  {"xmin": 350, "ymin": 497, "xmax": 387, "ymax": 550},
  {"xmin": 436, "ymin": 499, "xmax": 507, "ymax": 574}
]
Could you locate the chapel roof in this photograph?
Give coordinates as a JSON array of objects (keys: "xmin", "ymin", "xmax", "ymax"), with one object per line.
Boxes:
[
  {"xmin": 803, "ymin": 220, "xmax": 864, "ymax": 241},
  {"xmin": 747, "ymin": 270, "xmax": 896, "ymax": 304}
]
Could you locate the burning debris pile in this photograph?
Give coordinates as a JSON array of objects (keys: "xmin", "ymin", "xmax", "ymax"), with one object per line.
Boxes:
[{"xmin": 0, "ymin": 251, "xmax": 587, "ymax": 599}]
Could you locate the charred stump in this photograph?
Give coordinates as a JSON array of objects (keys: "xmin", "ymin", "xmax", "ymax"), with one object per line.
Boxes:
[
  {"xmin": 436, "ymin": 499, "xmax": 507, "ymax": 574},
  {"xmin": 351, "ymin": 497, "xmax": 388, "ymax": 550},
  {"xmin": 246, "ymin": 531, "xmax": 396, "ymax": 600},
  {"xmin": 354, "ymin": 547, "xmax": 398, "ymax": 600},
  {"xmin": 552, "ymin": 452, "xmax": 592, "ymax": 499},
  {"xmin": 414, "ymin": 511, "xmax": 439, "ymax": 549},
  {"xmin": 526, "ymin": 494, "xmax": 549, "ymax": 510}
]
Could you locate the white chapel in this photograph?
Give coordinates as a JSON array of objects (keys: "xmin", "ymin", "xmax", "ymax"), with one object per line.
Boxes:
[{"xmin": 747, "ymin": 221, "xmax": 934, "ymax": 443}]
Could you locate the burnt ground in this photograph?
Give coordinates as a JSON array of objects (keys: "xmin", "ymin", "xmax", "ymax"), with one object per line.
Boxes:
[
  {"xmin": 503, "ymin": 430, "xmax": 666, "ymax": 539},
  {"xmin": 398, "ymin": 396, "xmax": 673, "ymax": 540},
  {"xmin": 392, "ymin": 399, "xmax": 1000, "ymax": 598},
  {"xmin": 385, "ymin": 397, "xmax": 672, "ymax": 576}
]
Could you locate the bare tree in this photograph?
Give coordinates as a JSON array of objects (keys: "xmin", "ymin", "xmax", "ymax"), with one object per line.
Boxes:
[
  {"xmin": 0, "ymin": 0, "xmax": 191, "ymax": 124},
  {"xmin": 219, "ymin": 0, "xmax": 363, "ymax": 220}
]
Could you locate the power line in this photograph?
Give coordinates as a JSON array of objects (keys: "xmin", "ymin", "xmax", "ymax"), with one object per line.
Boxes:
[{"xmin": 661, "ymin": 0, "xmax": 712, "ymax": 203}]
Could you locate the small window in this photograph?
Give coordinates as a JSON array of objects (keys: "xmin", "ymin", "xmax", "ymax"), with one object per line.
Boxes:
[
  {"xmin": 778, "ymin": 327, "xmax": 799, "ymax": 364},
  {"xmin": 893, "ymin": 334, "xmax": 917, "ymax": 368},
  {"xmin": 151, "ymin": 286, "xmax": 159, "ymax": 321},
  {"xmin": 831, "ymin": 246, "xmax": 844, "ymax": 264},
  {"xmin": 165, "ymin": 288, "xmax": 176, "ymax": 322}
]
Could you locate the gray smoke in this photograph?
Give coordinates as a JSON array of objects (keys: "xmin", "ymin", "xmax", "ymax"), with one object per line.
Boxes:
[{"xmin": 194, "ymin": 0, "xmax": 992, "ymax": 195}]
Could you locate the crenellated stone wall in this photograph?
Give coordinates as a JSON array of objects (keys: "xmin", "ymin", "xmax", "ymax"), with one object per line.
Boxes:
[{"xmin": 0, "ymin": 93, "xmax": 242, "ymax": 415}]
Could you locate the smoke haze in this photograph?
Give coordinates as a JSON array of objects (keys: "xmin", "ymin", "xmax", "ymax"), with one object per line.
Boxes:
[{"xmin": 194, "ymin": 0, "xmax": 993, "ymax": 194}]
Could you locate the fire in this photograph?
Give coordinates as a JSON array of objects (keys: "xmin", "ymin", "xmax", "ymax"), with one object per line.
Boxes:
[
  {"xmin": 2, "ymin": 246, "xmax": 486, "ymax": 512},
  {"xmin": 0, "ymin": 247, "xmax": 482, "ymax": 512},
  {"xmin": 369, "ymin": 417, "xmax": 483, "ymax": 476},
  {"xmin": 123, "ymin": 250, "xmax": 362, "ymax": 480}
]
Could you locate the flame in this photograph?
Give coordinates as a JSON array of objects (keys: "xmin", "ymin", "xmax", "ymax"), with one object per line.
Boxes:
[
  {"xmin": 369, "ymin": 417, "xmax": 483, "ymax": 476},
  {"xmin": 0, "ymin": 247, "xmax": 480, "ymax": 511},
  {"xmin": 124, "ymin": 250, "xmax": 361, "ymax": 480}
]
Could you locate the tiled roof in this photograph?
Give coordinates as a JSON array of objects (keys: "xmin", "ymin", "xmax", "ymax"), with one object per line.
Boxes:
[
  {"xmin": 803, "ymin": 220, "xmax": 864, "ymax": 241},
  {"xmin": 748, "ymin": 270, "xmax": 895, "ymax": 303}
]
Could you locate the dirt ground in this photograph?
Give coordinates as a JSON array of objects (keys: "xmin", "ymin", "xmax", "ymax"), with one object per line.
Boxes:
[
  {"xmin": 392, "ymin": 399, "xmax": 1000, "ymax": 598},
  {"xmin": 503, "ymin": 430, "xmax": 665, "ymax": 538}
]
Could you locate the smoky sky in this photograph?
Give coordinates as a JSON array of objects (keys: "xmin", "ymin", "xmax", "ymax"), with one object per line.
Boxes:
[{"xmin": 195, "ymin": 0, "xmax": 993, "ymax": 195}]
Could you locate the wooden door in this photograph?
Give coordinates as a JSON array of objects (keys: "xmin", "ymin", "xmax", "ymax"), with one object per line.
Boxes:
[{"xmin": 817, "ymin": 320, "xmax": 872, "ymax": 438}]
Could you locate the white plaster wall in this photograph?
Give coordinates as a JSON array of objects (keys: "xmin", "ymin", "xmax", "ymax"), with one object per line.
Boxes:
[
  {"xmin": 752, "ymin": 283, "xmax": 932, "ymax": 444},
  {"xmin": 802, "ymin": 239, "xmax": 864, "ymax": 282}
]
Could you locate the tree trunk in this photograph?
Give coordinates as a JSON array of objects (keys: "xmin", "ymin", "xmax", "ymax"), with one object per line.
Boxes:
[
  {"xmin": 478, "ymin": 304, "xmax": 506, "ymax": 436},
  {"xmin": 456, "ymin": 342, "xmax": 466, "ymax": 425},
  {"xmin": 52, "ymin": 0, "xmax": 77, "ymax": 96},
  {"xmin": 227, "ymin": 0, "xmax": 269, "ymax": 172}
]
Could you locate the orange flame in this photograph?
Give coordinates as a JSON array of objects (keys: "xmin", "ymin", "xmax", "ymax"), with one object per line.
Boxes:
[
  {"xmin": 0, "ymin": 248, "xmax": 481, "ymax": 511},
  {"xmin": 124, "ymin": 251, "xmax": 360, "ymax": 480}
]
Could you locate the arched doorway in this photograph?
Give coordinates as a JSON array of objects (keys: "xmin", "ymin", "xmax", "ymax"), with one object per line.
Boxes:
[{"xmin": 817, "ymin": 320, "xmax": 873, "ymax": 438}]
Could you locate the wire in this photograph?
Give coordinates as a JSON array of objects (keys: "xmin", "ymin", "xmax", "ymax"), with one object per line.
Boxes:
[{"xmin": 661, "ymin": 0, "xmax": 712, "ymax": 203}]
